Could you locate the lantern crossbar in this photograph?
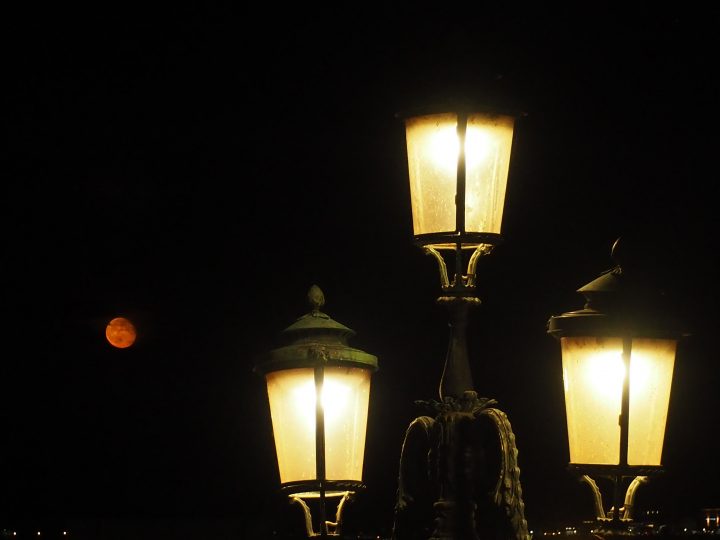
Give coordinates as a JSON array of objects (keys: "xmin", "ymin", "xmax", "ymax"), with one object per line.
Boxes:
[
  {"xmin": 314, "ymin": 365, "xmax": 328, "ymax": 537},
  {"xmin": 619, "ymin": 337, "xmax": 632, "ymax": 469},
  {"xmin": 455, "ymin": 112, "xmax": 468, "ymax": 234}
]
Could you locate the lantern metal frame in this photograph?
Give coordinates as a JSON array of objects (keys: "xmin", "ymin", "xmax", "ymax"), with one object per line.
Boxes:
[
  {"xmin": 547, "ymin": 239, "xmax": 686, "ymax": 529},
  {"xmin": 255, "ymin": 286, "xmax": 378, "ymax": 538}
]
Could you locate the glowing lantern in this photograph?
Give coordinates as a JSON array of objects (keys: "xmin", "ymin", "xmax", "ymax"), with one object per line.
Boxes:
[
  {"xmin": 547, "ymin": 239, "xmax": 685, "ymax": 525},
  {"xmin": 255, "ymin": 285, "xmax": 378, "ymax": 538},
  {"xmin": 403, "ymin": 109, "xmax": 516, "ymax": 250}
]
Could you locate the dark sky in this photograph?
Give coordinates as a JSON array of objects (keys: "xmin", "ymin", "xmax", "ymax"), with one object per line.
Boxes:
[{"xmin": 4, "ymin": 5, "xmax": 720, "ymax": 538}]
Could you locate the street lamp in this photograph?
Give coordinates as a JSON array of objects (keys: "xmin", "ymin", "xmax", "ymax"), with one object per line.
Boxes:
[
  {"xmin": 391, "ymin": 107, "xmax": 530, "ymax": 540},
  {"xmin": 255, "ymin": 285, "xmax": 378, "ymax": 538},
  {"xmin": 547, "ymin": 238, "xmax": 685, "ymax": 529},
  {"xmin": 405, "ymin": 110, "xmax": 514, "ymax": 251},
  {"xmin": 401, "ymin": 107, "xmax": 519, "ymax": 398}
]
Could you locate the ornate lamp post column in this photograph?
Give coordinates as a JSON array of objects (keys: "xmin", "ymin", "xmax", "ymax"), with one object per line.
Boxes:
[
  {"xmin": 392, "ymin": 107, "xmax": 530, "ymax": 540},
  {"xmin": 547, "ymin": 239, "xmax": 685, "ymax": 531}
]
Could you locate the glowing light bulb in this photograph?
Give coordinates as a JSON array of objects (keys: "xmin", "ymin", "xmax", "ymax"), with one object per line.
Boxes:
[{"xmin": 427, "ymin": 125, "xmax": 460, "ymax": 178}]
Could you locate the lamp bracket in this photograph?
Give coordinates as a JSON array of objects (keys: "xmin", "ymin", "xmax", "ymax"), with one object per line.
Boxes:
[
  {"xmin": 424, "ymin": 244, "xmax": 494, "ymax": 297},
  {"xmin": 289, "ymin": 490, "xmax": 355, "ymax": 538},
  {"xmin": 577, "ymin": 473, "xmax": 651, "ymax": 526}
]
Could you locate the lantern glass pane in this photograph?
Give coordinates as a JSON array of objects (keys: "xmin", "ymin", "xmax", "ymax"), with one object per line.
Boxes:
[
  {"xmin": 324, "ymin": 366, "xmax": 372, "ymax": 480},
  {"xmin": 265, "ymin": 366, "xmax": 372, "ymax": 484},
  {"xmin": 627, "ymin": 338, "xmax": 676, "ymax": 466},
  {"xmin": 464, "ymin": 114, "xmax": 514, "ymax": 235},
  {"xmin": 405, "ymin": 113, "xmax": 459, "ymax": 236},
  {"xmin": 266, "ymin": 367, "xmax": 316, "ymax": 483},
  {"xmin": 561, "ymin": 336, "xmax": 624, "ymax": 465}
]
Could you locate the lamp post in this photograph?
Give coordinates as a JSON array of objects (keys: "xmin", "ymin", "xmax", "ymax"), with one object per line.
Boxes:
[
  {"xmin": 391, "ymin": 107, "xmax": 530, "ymax": 540},
  {"xmin": 547, "ymin": 238, "xmax": 685, "ymax": 530},
  {"xmin": 255, "ymin": 285, "xmax": 378, "ymax": 538}
]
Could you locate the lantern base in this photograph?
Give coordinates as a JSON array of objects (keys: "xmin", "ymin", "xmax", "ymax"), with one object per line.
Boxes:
[
  {"xmin": 567, "ymin": 464, "xmax": 663, "ymax": 477},
  {"xmin": 413, "ymin": 232, "xmax": 503, "ymax": 250},
  {"xmin": 281, "ymin": 479, "xmax": 365, "ymax": 494}
]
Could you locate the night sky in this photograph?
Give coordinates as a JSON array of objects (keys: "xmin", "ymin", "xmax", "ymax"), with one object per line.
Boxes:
[{"xmin": 5, "ymin": 6, "xmax": 720, "ymax": 539}]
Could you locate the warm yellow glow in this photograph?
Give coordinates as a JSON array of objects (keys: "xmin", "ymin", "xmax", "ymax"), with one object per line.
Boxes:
[
  {"xmin": 105, "ymin": 317, "xmax": 137, "ymax": 349},
  {"xmin": 562, "ymin": 337, "xmax": 623, "ymax": 464},
  {"xmin": 265, "ymin": 366, "xmax": 372, "ymax": 484},
  {"xmin": 425, "ymin": 122, "xmax": 460, "ymax": 177},
  {"xmin": 405, "ymin": 113, "xmax": 457, "ymax": 236},
  {"xmin": 464, "ymin": 114, "xmax": 514, "ymax": 234},
  {"xmin": 285, "ymin": 373, "xmax": 355, "ymax": 433},
  {"xmin": 561, "ymin": 337, "xmax": 676, "ymax": 466},
  {"xmin": 404, "ymin": 112, "xmax": 514, "ymax": 245},
  {"xmin": 627, "ymin": 339, "xmax": 676, "ymax": 465}
]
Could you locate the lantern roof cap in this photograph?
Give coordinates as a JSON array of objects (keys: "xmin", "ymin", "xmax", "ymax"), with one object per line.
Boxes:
[
  {"xmin": 280, "ymin": 285, "xmax": 355, "ymax": 337},
  {"xmin": 254, "ymin": 285, "xmax": 378, "ymax": 375},
  {"xmin": 547, "ymin": 238, "xmax": 687, "ymax": 339}
]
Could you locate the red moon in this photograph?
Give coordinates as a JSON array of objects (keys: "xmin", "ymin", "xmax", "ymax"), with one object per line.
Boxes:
[{"xmin": 105, "ymin": 317, "xmax": 137, "ymax": 349}]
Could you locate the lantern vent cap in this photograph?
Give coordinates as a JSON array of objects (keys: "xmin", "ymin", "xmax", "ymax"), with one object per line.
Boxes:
[
  {"xmin": 547, "ymin": 238, "xmax": 687, "ymax": 339},
  {"xmin": 254, "ymin": 285, "xmax": 378, "ymax": 375},
  {"xmin": 280, "ymin": 284, "xmax": 355, "ymax": 339}
]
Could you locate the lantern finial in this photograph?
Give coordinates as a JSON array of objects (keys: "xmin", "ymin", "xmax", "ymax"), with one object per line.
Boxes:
[{"xmin": 308, "ymin": 285, "xmax": 325, "ymax": 313}]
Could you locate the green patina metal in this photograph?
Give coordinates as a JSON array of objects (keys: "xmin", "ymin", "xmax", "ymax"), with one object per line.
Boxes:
[{"xmin": 254, "ymin": 285, "xmax": 379, "ymax": 375}]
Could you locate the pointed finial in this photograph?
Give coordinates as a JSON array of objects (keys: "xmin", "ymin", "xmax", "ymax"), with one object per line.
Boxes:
[{"xmin": 308, "ymin": 285, "xmax": 325, "ymax": 313}]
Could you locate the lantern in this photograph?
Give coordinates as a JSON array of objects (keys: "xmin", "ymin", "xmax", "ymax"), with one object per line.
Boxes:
[
  {"xmin": 547, "ymin": 239, "xmax": 685, "ymax": 525},
  {"xmin": 403, "ymin": 109, "xmax": 516, "ymax": 250},
  {"xmin": 255, "ymin": 285, "xmax": 378, "ymax": 537}
]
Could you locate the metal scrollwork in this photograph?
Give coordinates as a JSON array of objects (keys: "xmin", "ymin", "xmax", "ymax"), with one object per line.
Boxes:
[
  {"xmin": 290, "ymin": 491, "xmax": 355, "ymax": 538},
  {"xmin": 392, "ymin": 391, "xmax": 530, "ymax": 540},
  {"xmin": 425, "ymin": 247, "xmax": 451, "ymax": 289}
]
